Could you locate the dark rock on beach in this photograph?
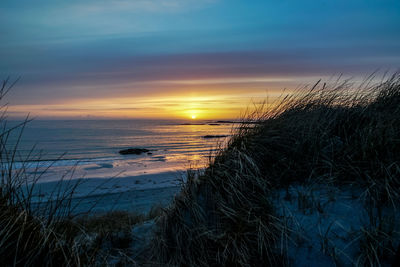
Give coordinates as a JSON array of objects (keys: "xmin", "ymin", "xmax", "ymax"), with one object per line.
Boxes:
[
  {"xmin": 119, "ymin": 148, "xmax": 150, "ymax": 155},
  {"xmin": 202, "ymin": 135, "xmax": 228, "ymax": 139}
]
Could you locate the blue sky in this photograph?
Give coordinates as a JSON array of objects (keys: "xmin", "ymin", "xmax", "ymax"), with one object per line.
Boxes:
[{"xmin": 1, "ymin": 0, "xmax": 399, "ymax": 118}]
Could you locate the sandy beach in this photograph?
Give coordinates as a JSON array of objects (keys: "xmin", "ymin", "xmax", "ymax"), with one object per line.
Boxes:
[{"xmin": 29, "ymin": 170, "xmax": 185, "ymax": 214}]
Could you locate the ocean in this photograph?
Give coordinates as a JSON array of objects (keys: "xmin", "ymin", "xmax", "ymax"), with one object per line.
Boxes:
[{"xmin": 6, "ymin": 119, "xmax": 235, "ymax": 183}]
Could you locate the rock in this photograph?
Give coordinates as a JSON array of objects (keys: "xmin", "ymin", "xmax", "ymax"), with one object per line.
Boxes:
[
  {"xmin": 202, "ymin": 135, "xmax": 228, "ymax": 139},
  {"xmin": 119, "ymin": 148, "xmax": 150, "ymax": 155}
]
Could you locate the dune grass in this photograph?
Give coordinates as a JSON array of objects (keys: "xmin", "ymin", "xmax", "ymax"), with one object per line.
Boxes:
[
  {"xmin": 151, "ymin": 74, "xmax": 400, "ymax": 266},
  {"xmin": 0, "ymin": 79, "xmax": 90, "ymax": 266},
  {"xmin": 1, "ymin": 74, "xmax": 400, "ymax": 266},
  {"xmin": 0, "ymin": 78, "xmax": 162, "ymax": 266}
]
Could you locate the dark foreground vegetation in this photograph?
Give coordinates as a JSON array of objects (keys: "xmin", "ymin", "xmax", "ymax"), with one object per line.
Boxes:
[
  {"xmin": 1, "ymin": 75, "xmax": 400, "ymax": 266},
  {"xmin": 151, "ymin": 75, "xmax": 400, "ymax": 266}
]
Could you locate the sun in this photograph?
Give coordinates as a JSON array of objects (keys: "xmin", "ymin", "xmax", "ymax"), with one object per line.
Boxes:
[{"xmin": 191, "ymin": 115, "xmax": 197, "ymax": 119}]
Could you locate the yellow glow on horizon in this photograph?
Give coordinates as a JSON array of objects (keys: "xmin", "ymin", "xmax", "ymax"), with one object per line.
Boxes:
[
  {"xmin": 5, "ymin": 74, "xmax": 329, "ymax": 119},
  {"xmin": 6, "ymin": 87, "xmax": 291, "ymax": 120}
]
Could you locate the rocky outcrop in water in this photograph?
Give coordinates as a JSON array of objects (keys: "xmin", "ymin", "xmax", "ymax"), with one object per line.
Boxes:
[
  {"xmin": 202, "ymin": 135, "xmax": 228, "ymax": 139},
  {"xmin": 119, "ymin": 148, "xmax": 150, "ymax": 155}
]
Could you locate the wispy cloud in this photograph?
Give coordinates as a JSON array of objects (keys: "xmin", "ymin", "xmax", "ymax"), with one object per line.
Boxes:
[
  {"xmin": 71, "ymin": 0, "xmax": 219, "ymax": 13},
  {"xmin": 1, "ymin": 0, "xmax": 400, "ymax": 118}
]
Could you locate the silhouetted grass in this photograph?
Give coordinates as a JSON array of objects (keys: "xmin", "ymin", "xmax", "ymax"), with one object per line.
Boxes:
[
  {"xmin": 0, "ymin": 79, "xmax": 92, "ymax": 266},
  {"xmin": 151, "ymin": 74, "xmax": 400, "ymax": 266}
]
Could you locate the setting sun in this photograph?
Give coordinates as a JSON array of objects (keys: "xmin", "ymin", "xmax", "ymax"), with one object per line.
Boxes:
[{"xmin": 191, "ymin": 115, "xmax": 197, "ymax": 119}]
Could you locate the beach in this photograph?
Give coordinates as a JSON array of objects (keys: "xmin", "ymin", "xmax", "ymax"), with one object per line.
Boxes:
[
  {"xmin": 11, "ymin": 119, "xmax": 233, "ymax": 214},
  {"xmin": 31, "ymin": 174, "xmax": 182, "ymax": 214}
]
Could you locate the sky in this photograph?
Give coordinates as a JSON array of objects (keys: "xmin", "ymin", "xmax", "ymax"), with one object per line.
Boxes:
[{"xmin": 1, "ymin": 0, "xmax": 399, "ymax": 119}]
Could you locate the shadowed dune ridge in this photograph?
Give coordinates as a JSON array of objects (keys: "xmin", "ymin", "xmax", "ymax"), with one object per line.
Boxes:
[{"xmin": 150, "ymin": 74, "xmax": 400, "ymax": 266}]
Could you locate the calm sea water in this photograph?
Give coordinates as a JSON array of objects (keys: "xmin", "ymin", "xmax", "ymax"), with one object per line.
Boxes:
[{"xmin": 6, "ymin": 120, "xmax": 235, "ymax": 182}]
